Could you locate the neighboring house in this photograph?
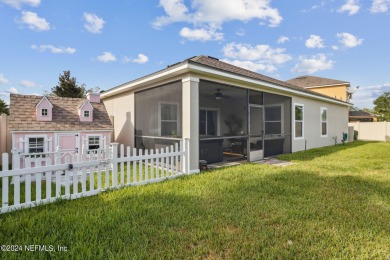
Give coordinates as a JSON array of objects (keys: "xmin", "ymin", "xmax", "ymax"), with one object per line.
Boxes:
[
  {"xmin": 287, "ymin": 75, "xmax": 352, "ymax": 102},
  {"xmin": 9, "ymin": 93, "xmax": 113, "ymax": 162},
  {"xmin": 101, "ymin": 55, "xmax": 350, "ymax": 173},
  {"xmin": 349, "ymin": 110, "xmax": 377, "ymax": 122}
]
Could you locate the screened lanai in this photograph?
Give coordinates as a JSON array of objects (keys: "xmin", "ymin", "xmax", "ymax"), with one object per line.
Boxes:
[
  {"xmin": 199, "ymin": 80, "xmax": 291, "ymax": 164},
  {"xmin": 133, "ymin": 79, "xmax": 292, "ymax": 164}
]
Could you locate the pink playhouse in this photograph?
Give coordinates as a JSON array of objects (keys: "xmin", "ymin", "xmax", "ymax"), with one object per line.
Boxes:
[{"xmin": 9, "ymin": 93, "xmax": 113, "ymax": 164}]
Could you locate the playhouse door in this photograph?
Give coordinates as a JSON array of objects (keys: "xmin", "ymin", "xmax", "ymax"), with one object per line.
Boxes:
[{"xmin": 57, "ymin": 134, "xmax": 79, "ymax": 163}]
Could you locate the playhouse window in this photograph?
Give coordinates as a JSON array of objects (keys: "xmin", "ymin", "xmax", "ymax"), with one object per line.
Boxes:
[
  {"xmin": 28, "ymin": 137, "xmax": 44, "ymax": 153},
  {"xmin": 41, "ymin": 108, "xmax": 48, "ymax": 116},
  {"xmin": 88, "ymin": 136, "xmax": 100, "ymax": 150},
  {"xmin": 84, "ymin": 110, "xmax": 90, "ymax": 118}
]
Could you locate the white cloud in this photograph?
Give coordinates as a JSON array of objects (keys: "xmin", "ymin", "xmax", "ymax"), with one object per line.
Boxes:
[
  {"xmin": 351, "ymin": 82, "xmax": 390, "ymax": 108},
  {"xmin": 132, "ymin": 54, "xmax": 149, "ymax": 64},
  {"xmin": 0, "ymin": 0, "xmax": 40, "ymax": 9},
  {"xmin": 96, "ymin": 52, "xmax": 116, "ymax": 63},
  {"xmin": 221, "ymin": 59, "xmax": 277, "ymax": 73},
  {"xmin": 337, "ymin": 32, "xmax": 363, "ymax": 48},
  {"xmin": 222, "ymin": 42, "xmax": 292, "ymax": 65},
  {"xmin": 179, "ymin": 27, "xmax": 223, "ymax": 41},
  {"xmin": 370, "ymin": 0, "xmax": 390, "ymax": 13},
  {"xmin": 292, "ymin": 54, "xmax": 334, "ymax": 74},
  {"xmin": 0, "ymin": 74, "xmax": 9, "ymax": 84},
  {"xmin": 6, "ymin": 87, "xmax": 18, "ymax": 94},
  {"xmin": 31, "ymin": 44, "xmax": 76, "ymax": 54},
  {"xmin": 332, "ymin": 45, "xmax": 339, "ymax": 50},
  {"xmin": 338, "ymin": 0, "xmax": 360, "ymax": 15},
  {"xmin": 154, "ymin": 0, "xmax": 282, "ymax": 41},
  {"xmin": 19, "ymin": 11, "xmax": 50, "ymax": 31},
  {"xmin": 154, "ymin": 0, "xmax": 282, "ymax": 28},
  {"xmin": 83, "ymin": 13, "xmax": 105, "ymax": 34},
  {"xmin": 277, "ymin": 36, "xmax": 289, "ymax": 44},
  {"xmin": 20, "ymin": 80, "xmax": 37, "ymax": 88},
  {"xmin": 305, "ymin": 35, "xmax": 325, "ymax": 49},
  {"xmin": 301, "ymin": 0, "xmax": 330, "ymax": 13}
]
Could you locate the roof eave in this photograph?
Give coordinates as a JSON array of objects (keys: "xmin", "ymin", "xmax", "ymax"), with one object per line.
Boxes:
[
  {"xmin": 102, "ymin": 59, "xmax": 351, "ymax": 107},
  {"xmin": 101, "ymin": 62, "xmax": 190, "ymax": 99}
]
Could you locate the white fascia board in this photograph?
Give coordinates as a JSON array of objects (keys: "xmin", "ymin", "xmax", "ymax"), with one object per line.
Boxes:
[
  {"xmin": 101, "ymin": 64, "xmax": 189, "ymax": 98},
  {"xmin": 187, "ymin": 63, "xmax": 350, "ymax": 106},
  {"xmin": 305, "ymin": 83, "xmax": 350, "ymax": 89}
]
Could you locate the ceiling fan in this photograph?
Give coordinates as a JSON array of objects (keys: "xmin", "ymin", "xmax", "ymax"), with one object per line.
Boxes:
[{"xmin": 214, "ymin": 89, "xmax": 223, "ymax": 100}]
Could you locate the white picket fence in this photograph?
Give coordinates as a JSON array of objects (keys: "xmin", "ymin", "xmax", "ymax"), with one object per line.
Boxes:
[{"xmin": 0, "ymin": 139, "xmax": 189, "ymax": 214}]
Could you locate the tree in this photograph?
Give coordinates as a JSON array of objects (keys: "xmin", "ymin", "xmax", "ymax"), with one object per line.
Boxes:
[
  {"xmin": 49, "ymin": 71, "xmax": 98, "ymax": 98},
  {"xmin": 0, "ymin": 98, "xmax": 9, "ymax": 115},
  {"xmin": 373, "ymin": 92, "xmax": 390, "ymax": 122}
]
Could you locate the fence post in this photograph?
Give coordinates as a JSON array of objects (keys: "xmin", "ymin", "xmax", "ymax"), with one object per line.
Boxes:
[
  {"xmin": 184, "ymin": 138, "xmax": 190, "ymax": 174},
  {"xmin": 2, "ymin": 153, "xmax": 9, "ymax": 208},
  {"xmin": 111, "ymin": 143, "xmax": 119, "ymax": 187}
]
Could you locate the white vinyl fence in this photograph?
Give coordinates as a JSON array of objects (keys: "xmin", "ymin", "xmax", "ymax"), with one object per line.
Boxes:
[
  {"xmin": 0, "ymin": 139, "xmax": 189, "ymax": 214},
  {"xmin": 349, "ymin": 122, "xmax": 390, "ymax": 142}
]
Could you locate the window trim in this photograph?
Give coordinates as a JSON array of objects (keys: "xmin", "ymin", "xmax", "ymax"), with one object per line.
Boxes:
[
  {"xmin": 320, "ymin": 107, "xmax": 328, "ymax": 137},
  {"xmin": 83, "ymin": 110, "xmax": 90, "ymax": 118},
  {"xmin": 41, "ymin": 108, "xmax": 48, "ymax": 117},
  {"xmin": 293, "ymin": 103, "xmax": 304, "ymax": 140},
  {"xmin": 158, "ymin": 102, "xmax": 179, "ymax": 136},
  {"xmin": 264, "ymin": 104, "xmax": 284, "ymax": 135},
  {"xmin": 199, "ymin": 107, "xmax": 220, "ymax": 136}
]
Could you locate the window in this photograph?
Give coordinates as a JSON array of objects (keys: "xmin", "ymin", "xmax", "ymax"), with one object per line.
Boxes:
[
  {"xmin": 28, "ymin": 137, "xmax": 44, "ymax": 153},
  {"xmin": 294, "ymin": 104, "xmax": 304, "ymax": 139},
  {"xmin": 160, "ymin": 103, "xmax": 178, "ymax": 136},
  {"xmin": 265, "ymin": 105, "xmax": 283, "ymax": 135},
  {"xmin": 199, "ymin": 109, "xmax": 218, "ymax": 136},
  {"xmin": 88, "ymin": 136, "xmax": 100, "ymax": 150},
  {"xmin": 321, "ymin": 107, "xmax": 328, "ymax": 136},
  {"xmin": 41, "ymin": 108, "xmax": 48, "ymax": 116},
  {"xmin": 84, "ymin": 110, "xmax": 90, "ymax": 118}
]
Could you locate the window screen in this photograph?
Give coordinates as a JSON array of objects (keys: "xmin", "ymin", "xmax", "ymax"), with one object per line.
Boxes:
[
  {"xmin": 135, "ymin": 82, "xmax": 182, "ymax": 138},
  {"xmin": 265, "ymin": 106, "xmax": 282, "ymax": 135}
]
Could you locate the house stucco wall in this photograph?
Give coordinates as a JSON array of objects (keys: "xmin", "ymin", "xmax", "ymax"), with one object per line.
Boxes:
[
  {"xmin": 307, "ymin": 84, "xmax": 349, "ymax": 102},
  {"xmin": 291, "ymin": 96, "xmax": 349, "ymax": 152},
  {"xmin": 103, "ymin": 91, "xmax": 135, "ymax": 148}
]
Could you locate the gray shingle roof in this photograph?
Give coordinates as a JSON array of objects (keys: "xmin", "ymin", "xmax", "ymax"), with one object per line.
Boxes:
[
  {"xmin": 286, "ymin": 75, "xmax": 349, "ymax": 88},
  {"xmin": 9, "ymin": 94, "xmax": 113, "ymax": 131},
  {"xmin": 349, "ymin": 110, "xmax": 376, "ymax": 117},
  {"xmin": 104, "ymin": 55, "xmax": 350, "ymax": 105}
]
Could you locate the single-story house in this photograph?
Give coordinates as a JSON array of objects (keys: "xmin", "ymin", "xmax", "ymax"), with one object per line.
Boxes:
[
  {"xmin": 286, "ymin": 75, "xmax": 352, "ymax": 102},
  {"xmin": 9, "ymin": 93, "xmax": 113, "ymax": 163},
  {"xmin": 101, "ymin": 55, "xmax": 350, "ymax": 173},
  {"xmin": 349, "ymin": 110, "xmax": 377, "ymax": 122}
]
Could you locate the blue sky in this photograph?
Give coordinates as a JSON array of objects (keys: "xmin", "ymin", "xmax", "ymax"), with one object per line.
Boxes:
[{"xmin": 1, "ymin": 0, "xmax": 390, "ymax": 108}]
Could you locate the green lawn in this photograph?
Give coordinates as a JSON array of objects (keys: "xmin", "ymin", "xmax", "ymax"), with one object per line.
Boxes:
[{"xmin": 0, "ymin": 141, "xmax": 389, "ymax": 259}]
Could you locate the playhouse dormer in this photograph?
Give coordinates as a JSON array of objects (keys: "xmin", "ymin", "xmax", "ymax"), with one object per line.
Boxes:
[
  {"xmin": 78, "ymin": 99, "xmax": 93, "ymax": 122},
  {"xmin": 35, "ymin": 96, "xmax": 53, "ymax": 121}
]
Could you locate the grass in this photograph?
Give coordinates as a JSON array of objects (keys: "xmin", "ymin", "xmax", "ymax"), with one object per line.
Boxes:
[{"xmin": 0, "ymin": 141, "xmax": 389, "ymax": 259}]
